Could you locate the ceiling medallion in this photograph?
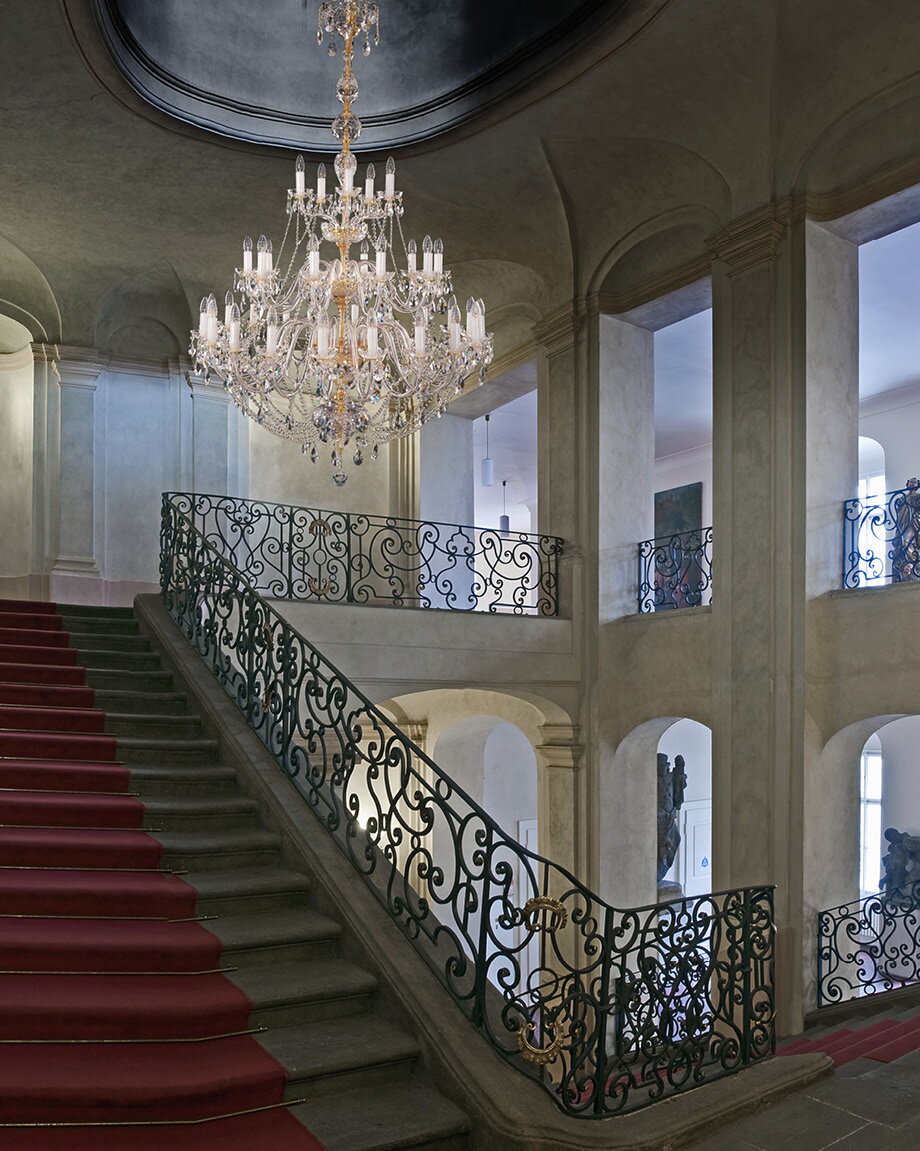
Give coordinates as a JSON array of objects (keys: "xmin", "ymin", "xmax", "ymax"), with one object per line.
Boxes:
[{"xmin": 190, "ymin": 0, "xmax": 493, "ymax": 485}]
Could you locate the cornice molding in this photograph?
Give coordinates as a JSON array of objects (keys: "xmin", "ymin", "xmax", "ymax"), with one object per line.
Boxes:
[
  {"xmin": 532, "ymin": 301, "xmax": 587, "ymax": 357},
  {"xmin": 705, "ymin": 202, "xmax": 793, "ymax": 277},
  {"xmin": 485, "ymin": 339, "xmax": 540, "ymax": 383},
  {"xmin": 57, "ymin": 345, "xmax": 173, "ymax": 380}
]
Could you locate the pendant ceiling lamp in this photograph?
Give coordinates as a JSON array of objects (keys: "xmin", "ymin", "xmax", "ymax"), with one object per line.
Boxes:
[
  {"xmin": 190, "ymin": 0, "xmax": 494, "ymax": 485},
  {"xmin": 481, "ymin": 413, "xmax": 494, "ymax": 487}
]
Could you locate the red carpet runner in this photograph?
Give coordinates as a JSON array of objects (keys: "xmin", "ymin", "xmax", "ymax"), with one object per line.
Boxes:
[{"xmin": 0, "ymin": 599, "xmax": 324, "ymax": 1150}]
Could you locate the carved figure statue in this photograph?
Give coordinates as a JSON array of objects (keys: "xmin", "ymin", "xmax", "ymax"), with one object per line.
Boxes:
[
  {"xmin": 893, "ymin": 478, "xmax": 920, "ymax": 581},
  {"xmin": 881, "ymin": 827, "xmax": 920, "ymax": 896},
  {"xmin": 657, "ymin": 753, "xmax": 688, "ymax": 883}
]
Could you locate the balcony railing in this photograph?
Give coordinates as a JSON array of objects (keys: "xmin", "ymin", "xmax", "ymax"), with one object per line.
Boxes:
[
  {"xmin": 160, "ymin": 491, "xmax": 775, "ymax": 1118},
  {"xmin": 174, "ymin": 491, "xmax": 562, "ymax": 616},
  {"xmin": 638, "ymin": 527, "xmax": 713, "ymax": 613},
  {"xmin": 843, "ymin": 482, "xmax": 920, "ymax": 588},
  {"xmin": 817, "ymin": 885, "xmax": 920, "ymax": 1007}
]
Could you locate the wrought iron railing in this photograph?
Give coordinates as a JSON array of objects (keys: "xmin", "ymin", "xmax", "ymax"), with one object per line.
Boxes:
[
  {"xmin": 161, "ymin": 491, "xmax": 774, "ymax": 1117},
  {"xmin": 638, "ymin": 527, "xmax": 713, "ymax": 613},
  {"xmin": 174, "ymin": 491, "xmax": 562, "ymax": 616},
  {"xmin": 817, "ymin": 885, "xmax": 920, "ymax": 1007},
  {"xmin": 843, "ymin": 483, "xmax": 920, "ymax": 588}
]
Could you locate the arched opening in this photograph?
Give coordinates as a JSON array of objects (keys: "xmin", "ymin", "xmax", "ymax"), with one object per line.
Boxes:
[{"xmin": 657, "ymin": 719, "xmax": 712, "ymax": 899}]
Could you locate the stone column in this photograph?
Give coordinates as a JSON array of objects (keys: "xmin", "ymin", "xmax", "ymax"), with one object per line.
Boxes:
[
  {"xmin": 389, "ymin": 431, "xmax": 420, "ymax": 522},
  {"xmin": 534, "ymin": 724, "xmax": 584, "ymax": 883},
  {"xmin": 706, "ymin": 204, "xmax": 858, "ymax": 1031},
  {"xmin": 588, "ymin": 310, "xmax": 658, "ymax": 909},
  {"xmin": 28, "ymin": 344, "xmax": 61, "ymax": 601},
  {"xmin": 0, "ymin": 344, "xmax": 38, "ymax": 599},
  {"xmin": 52, "ymin": 353, "xmax": 105, "ymax": 603}
]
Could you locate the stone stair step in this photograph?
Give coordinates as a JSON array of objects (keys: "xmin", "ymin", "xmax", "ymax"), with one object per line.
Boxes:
[
  {"xmin": 141, "ymin": 795, "xmax": 261, "ymax": 832},
  {"xmin": 291, "ymin": 1080, "xmax": 470, "ymax": 1151},
  {"xmin": 60, "ymin": 615, "xmax": 140, "ymax": 636},
  {"xmin": 233, "ymin": 959, "xmax": 378, "ymax": 1027},
  {"xmin": 56, "ymin": 604, "xmax": 136, "ymax": 619},
  {"xmin": 265, "ymin": 1015, "xmax": 420, "ymax": 1101},
  {"xmin": 157, "ymin": 828, "xmax": 282, "ymax": 871},
  {"xmin": 115, "ymin": 736, "xmax": 219, "ymax": 766},
  {"xmin": 128, "ymin": 763, "xmax": 241, "ymax": 798},
  {"xmin": 211, "ymin": 907, "xmax": 341, "ymax": 965},
  {"xmin": 86, "ymin": 669, "xmax": 174, "ymax": 692},
  {"xmin": 105, "ymin": 712, "xmax": 203, "ymax": 739},
  {"xmin": 189, "ymin": 866, "xmax": 313, "ymax": 917},
  {"xmin": 68, "ymin": 633, "xmax": 151, "ymax": 653},
  {"xmin": 94, "ymin": 688, "xmax": 189, "ymax": 715},
  {"xmin": 74, "ymin": 648, "xmax": 162, "ymax": 671}
]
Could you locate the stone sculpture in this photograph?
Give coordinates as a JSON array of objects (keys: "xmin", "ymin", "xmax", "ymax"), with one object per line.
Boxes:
[
  {"xmin": 894, "ymin": 478, "xmax": 920, "ymax": 581},
  {"xmin": 657, "ymin": 752, "xmax": 688, "ymax": 886},
  {"xmin": 881, "ymin": 827, "xmax": 920, "ymax": 896}
]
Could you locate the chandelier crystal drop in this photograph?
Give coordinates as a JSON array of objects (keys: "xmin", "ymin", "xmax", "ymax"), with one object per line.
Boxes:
[{"xmin": 189, "ymin": 0, "xmax": 493, "ymax": 485}]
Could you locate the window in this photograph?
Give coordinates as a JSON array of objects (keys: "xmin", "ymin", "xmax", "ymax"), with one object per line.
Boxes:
[{"xmin": 860, "ymin": 740, "xmax": 883, "ymax": 897}]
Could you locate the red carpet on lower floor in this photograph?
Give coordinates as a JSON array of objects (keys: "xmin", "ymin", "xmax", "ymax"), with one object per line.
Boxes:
[{"xmin": 0, "ymin": 599, "xmax": 325, "ymax": 1148}]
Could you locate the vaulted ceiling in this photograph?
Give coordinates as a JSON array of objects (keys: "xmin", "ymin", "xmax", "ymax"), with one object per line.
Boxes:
[{"xmin": 95, "ymin": 0, "xmax": 629, "ymax": 150}]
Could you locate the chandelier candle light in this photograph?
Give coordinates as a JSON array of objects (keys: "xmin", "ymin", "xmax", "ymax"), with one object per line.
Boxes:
[{"xmin": 190, "ymin": 0, "xmax": 494, "ymax": 485}]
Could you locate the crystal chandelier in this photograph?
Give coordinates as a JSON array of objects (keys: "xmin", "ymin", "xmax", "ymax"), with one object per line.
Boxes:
[{"xmin": 190, "ymin": 0, "xmax": 493, "ymax": 485}]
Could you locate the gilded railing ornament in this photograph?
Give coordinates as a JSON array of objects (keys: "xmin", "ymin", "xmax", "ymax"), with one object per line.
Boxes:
[
  {"xmin": 523, "ymin": 895, "xmax": 567, "ymax": 933},
  {"xmin": 307, "ymin": 577, "xmax": 331, "ymax": 597},
  {"xmin": 309, "ymin": 517, "xmax": 330, "ymax": 536},
  {"xmin": 517, "ymin": 1019, "xmax": 563, "ymax": 1065}
]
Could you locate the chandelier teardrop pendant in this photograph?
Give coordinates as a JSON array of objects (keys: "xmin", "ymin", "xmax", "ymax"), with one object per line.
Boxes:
[{"xmin": 190, "ymin": 0, "xmax": 493, "ymax": 485}]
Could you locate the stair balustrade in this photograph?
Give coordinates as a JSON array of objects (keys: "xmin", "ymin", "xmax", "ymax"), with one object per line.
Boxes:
[
  {"xmin": 161, "ymin": 491, "xmax": 775, "ymax": 1118},
  {"xmin": 818, "ymin": 885, "xmax": 920, "ymax": 1007},
  {"xmin": 172, "ymin": 491, "xmax": 562, "ymax": 616},
  {"xmin": 637, "ymin": 527, "xmax": 714, "ymax": 612},
  {"xmin": 843, "ymin": 482, "xmax": 920, "ymax": 588}
]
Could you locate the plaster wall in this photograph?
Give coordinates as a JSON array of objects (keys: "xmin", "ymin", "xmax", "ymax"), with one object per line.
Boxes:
[
  {"xmin": 419, "ymin": 414, "xmax": 474, "ymax": 527},
  {"xmin": 0, "ymin": 346, "xmax": 35, "ymax": 595}
]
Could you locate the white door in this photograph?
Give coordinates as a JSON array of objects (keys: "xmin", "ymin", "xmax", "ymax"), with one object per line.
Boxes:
[{"xmin": 679, "ymin": 800, "xmax": 712, "ymax": 897}]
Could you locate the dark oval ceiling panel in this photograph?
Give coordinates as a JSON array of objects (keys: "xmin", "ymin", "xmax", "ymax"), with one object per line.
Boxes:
[{"xmin": 92, "ymin": 0, "xmax": 629, "ymax": 151}]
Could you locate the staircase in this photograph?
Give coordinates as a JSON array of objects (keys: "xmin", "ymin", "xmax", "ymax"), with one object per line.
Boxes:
[
  {"xmin": 0, "ymin": 598, "xmax": 469, "ymax": 1150},
  {"xmin": 778, "ymin": 1000, "xmax": 920, "ymax": 1067}
]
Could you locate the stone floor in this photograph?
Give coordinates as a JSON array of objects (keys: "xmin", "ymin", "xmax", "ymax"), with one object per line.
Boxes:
[{"xmin": 689, "ymin": 1049, "xmax": 920, "ymax": 1150}]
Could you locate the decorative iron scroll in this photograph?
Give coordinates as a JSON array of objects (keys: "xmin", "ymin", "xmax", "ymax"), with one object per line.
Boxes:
[
  {"xmin": 843, "ymin": 482, "xmax": 920, "ymax": 588},
  {"xmin": 161, "ymin": 492, "xmax": 774, "ymax": 1117},
  {"xmin": 817, "ymin": 884, "xmax": 920, "ymax": 1007},
  {"xmin": 173, "ymin": 490, "xmax": 562, "ymax": 616},
  {"xmin": 638, "ymin": 527, "xmax": 713, "ymax": 613}
]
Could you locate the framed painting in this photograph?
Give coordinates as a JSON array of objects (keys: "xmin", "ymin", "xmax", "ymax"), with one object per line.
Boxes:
[{"xmin": 654, "ymin": 482, "xmax": 702, "ymax": 539}]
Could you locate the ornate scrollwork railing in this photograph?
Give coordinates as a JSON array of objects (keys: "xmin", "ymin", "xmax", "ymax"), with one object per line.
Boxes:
[
  {"xmin": 843, "ymin": 483, "xmax": 920, "ymax": 588},
  {"xmin": 173, "ymin": 491, "xmax": 561, "ymax": 615},
  {"xmin": 161, "ymin": 492, "xmax": 774, "ymax": 1117},
  {"xmin": 638, "ymin": 527, "xmax": 713, "ymax": 613},
  {"xmin": 817, "ymin": 884, "xmax": 920, "ymax": 1006}
]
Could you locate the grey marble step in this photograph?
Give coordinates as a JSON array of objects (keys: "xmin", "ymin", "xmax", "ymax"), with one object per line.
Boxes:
[
  {"xmin": 56, "ymin": 604, "xmax": 135, "ymax": 619},
  {"xmin": 115, "ymin": 735, "xmax": 220, "ymax": 766},
  {"xmin": 94, "ymin": 688, "xmax": 189, "ymax": 715},
  {"xmin": 106, "ymin": 712, "xmax": 203, "ymax": 739},
  {"xmin": 291, "ymin": 1080, "xmax": 469, "ymax": 1151},
  {"xmin": 233, "ymin": 959, "xmax": 378, "ymax": 1027},
  {"xmin": 189, "ymin": 865, "xmax": 313, "ymax": 917},
  {"xmin": 157, "ymin": 827, "xmax": 282, "ymax": 871},
  {"xmin": 60, "ymin": 614, "xmax": 140, "ymax": 636},
  {"xmin": 69, "ymin": 632, "xmax": 151, "ymax": 652},
  {"xmin": 86, "ymin": 668, "xmax": 174, "ymax": 692},
  {"xmin": 141, "ymin": 794, "xmax": 261, "ymax": 832},
  {"xmin": 267, "ymin": 1015, "xmax": 420, "ymax": 1102},
  {"xmin": 212, "ymin": 906, "xmax": 341, "ymax": 966},
  {"xmin": 76, "ymin": 647, "xmax": 162, "ymax": 671},
  {"xmin": 128, "ymin": 762, "xmax": 240, "ymax": 798}
]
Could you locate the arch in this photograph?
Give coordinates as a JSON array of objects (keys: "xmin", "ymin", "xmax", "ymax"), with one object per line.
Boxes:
[
  {"xmin": 94, "ymin": 261, "xmax": 192, "ymax": 360},
  {"xmin": 857, "ymin": 435, "xmax": 885, "ymax": 482},
  {"xmin": 588, "ymin": 203, "xmax": 723, "ymax": 301},
  {"xmin": 0, "ymin": 315, "xmax": 35, "ymax": 356},
  {"xmin": 794, "ymin": 75, "xmax": 920, "ymax": 201},
  {"xmin": 0, "ymin": 231, "xmax": 61, "ymax": 344},
  {"xmin": 600, "ymin": 716, "xmax": 713, "ymax": 911},
  {"xmin": 375, "ymin": 686, "xmax": 573, "ymax": 754}
]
